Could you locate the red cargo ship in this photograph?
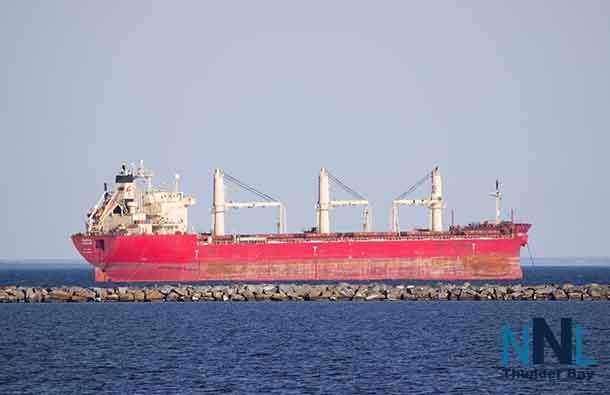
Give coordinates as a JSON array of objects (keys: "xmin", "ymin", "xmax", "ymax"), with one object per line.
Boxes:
[{"xmin": 72, "ymin": 162, "xmax": 530, "ymax": 282}]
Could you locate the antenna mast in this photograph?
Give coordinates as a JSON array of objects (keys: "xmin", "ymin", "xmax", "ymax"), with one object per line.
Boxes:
[{"xmin": 490, "ymin": 180, "xmax": 502, "ymax": 224}]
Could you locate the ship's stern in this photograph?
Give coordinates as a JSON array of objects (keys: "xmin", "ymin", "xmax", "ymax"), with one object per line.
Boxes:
[{"xmin": 71, "ymin": 234, "xmax": 106, "ymax": 267}]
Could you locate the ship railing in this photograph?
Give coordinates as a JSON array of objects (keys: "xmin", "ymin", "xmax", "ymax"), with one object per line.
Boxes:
[{"xmin": 201, "ymin": 231, "xmax": 514, "ymax": 245}]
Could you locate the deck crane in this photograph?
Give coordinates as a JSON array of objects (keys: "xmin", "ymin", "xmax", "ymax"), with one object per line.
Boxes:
[
  {"xmin": 317, "ymin": 168, "xmax": 371, "ymax": 234},
  {"xmin": 391, "ymin": 167, "xmax": 443, "ymax": 233},
  {"xmin": 212, "ymin": 169, "xmax": 286, "ymax": 236}
]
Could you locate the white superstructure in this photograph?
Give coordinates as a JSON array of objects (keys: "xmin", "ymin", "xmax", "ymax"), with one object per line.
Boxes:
[{"xmin": 86, "ymin": 161, "xmax": 195, "ymax": 235}]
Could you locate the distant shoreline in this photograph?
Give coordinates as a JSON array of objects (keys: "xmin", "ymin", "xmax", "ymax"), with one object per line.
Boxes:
[{"xmin": 0, "ymin": 259, "xmax": 87, "ymax": 266}]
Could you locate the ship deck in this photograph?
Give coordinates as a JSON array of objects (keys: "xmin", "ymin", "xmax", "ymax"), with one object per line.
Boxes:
[{"xmin": 199, "ymin": 223, "xmax": 531, "ymax": 245}]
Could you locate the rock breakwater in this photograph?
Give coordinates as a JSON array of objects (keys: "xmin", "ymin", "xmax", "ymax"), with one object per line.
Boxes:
[{"xmin": 1, "ymin": 283, "xmax": 610, "ymax": 303}]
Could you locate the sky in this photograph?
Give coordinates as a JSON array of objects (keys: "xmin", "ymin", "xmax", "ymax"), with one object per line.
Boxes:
[{"xmin": 0, "ymin": 1, "xmax": 608, "ymax": 259}]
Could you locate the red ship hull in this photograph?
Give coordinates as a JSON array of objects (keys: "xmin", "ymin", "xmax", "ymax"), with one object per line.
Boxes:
[{"xmin": 72, "ymin": 225, "xmax": 530, "ymax": 282}]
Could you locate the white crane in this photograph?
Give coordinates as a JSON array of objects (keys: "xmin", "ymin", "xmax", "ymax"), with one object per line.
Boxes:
[
  {"xmin": 391, "ymin": 167, "xmax": 443, "ymax": 232},
  {"xmin": 317, "ymin": 168, "xmax": 371, "ymax": 234},
  {"xmin": 212, "ymin": 169, "xmax": 286, "ymax": 236}
]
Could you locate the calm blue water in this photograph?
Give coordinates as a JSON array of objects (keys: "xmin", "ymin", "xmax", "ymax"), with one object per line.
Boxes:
[{"xmin": 1, "ymin": 259, "xmax": 610, "ymax": 394}]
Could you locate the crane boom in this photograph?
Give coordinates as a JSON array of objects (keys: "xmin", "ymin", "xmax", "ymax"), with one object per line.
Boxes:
[
  {"xmin": 391, "ymin": 167, "xmax": 443, "ymax": 232},
  {"xmin": 212, "ymin": 169, "xmax": 286, "ymax": 235}
]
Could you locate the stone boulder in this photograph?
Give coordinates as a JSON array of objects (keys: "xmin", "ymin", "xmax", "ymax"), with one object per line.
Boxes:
[
  {"xmin": 551, "ymin": 289, "xmax": 567, "ymax": 300},
  {"xmin": 533, "ymin": 285, "xmax": 556, "ymax": 300},
  {"xmin": 304, "ymin": 286, "xmax": 325, "ymax": 301},
  {"xmin": 365, "ymin": 292, "xmax": 385, "ymax": 301},
  {"xmin": 270, "ymin": 293, "xmax": 289, "ymax": 301},
  {"xmin": 118, "ymin": 291, "xmax": 135, "ymax": 302},
  {"xmin": 45, "ymin": 289, "xmax": 72, "ymax": 303},
  {"xmin": 172, "ymin": 287, "xmax": 189, "ymax": 297},
  {"xmin": 25, "ymin": 288, "xmax": 43, "ymax": 303},
  {"xmin": 587, "ymin": 284, "xmax": 604, "ymax": 300},
  {"xmin": 262, "ymin": 285, "xmax": 278, "ymax": 295},
  {"xmin": 386, "ymin": 288, "xmax": 402, "ymax": 301},
  {"xmin": 72, "ymin": 288, "xmax": 96, "ymax": 302},
  {"xmin": 568, "ymin": 292, "xmax": 583, "ymax": 301},
  {"xmin": 165, "ymin": 291, "xmax": 182, "ymax": 302},
  {"xmin": 436, "ymin": 289, "xmax": 450, "ymax": 300},
  {"xmin": 105, "ymin": 293, "xmax": 119, "ymax": 302},
  {"xmin": 4, "ymin": 288, "xmax": 25, "ymax": 302},
  {"xmin": 231, "ymin": 294, "xmax": 246, "ymax": 301},
  {"xmin": 133, "ymin": 290, "xmax": 146, "ymax": 302},
  {"xmin": 522, "ymin": 289, "xmax": 535, "ymax": 300},
  {"xmin": 0, "ymin": 290, "xmax": 16, "ymax": 303},
  {"xmin": 145, "ymin": 289, "xmax": 165, "ymax": 302},
  {"xmin": 509, "ymin": 291, "xmax": 523, "ymax": 300},
  {"xmin": 458, "ymin": 288, "xmax": 478, "ymax": 300}
]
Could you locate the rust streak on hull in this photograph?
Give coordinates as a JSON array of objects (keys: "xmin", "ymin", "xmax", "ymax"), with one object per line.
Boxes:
[{"xmin": 90, "ymin": 256, "xmax": 522, "ymax": 283}]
